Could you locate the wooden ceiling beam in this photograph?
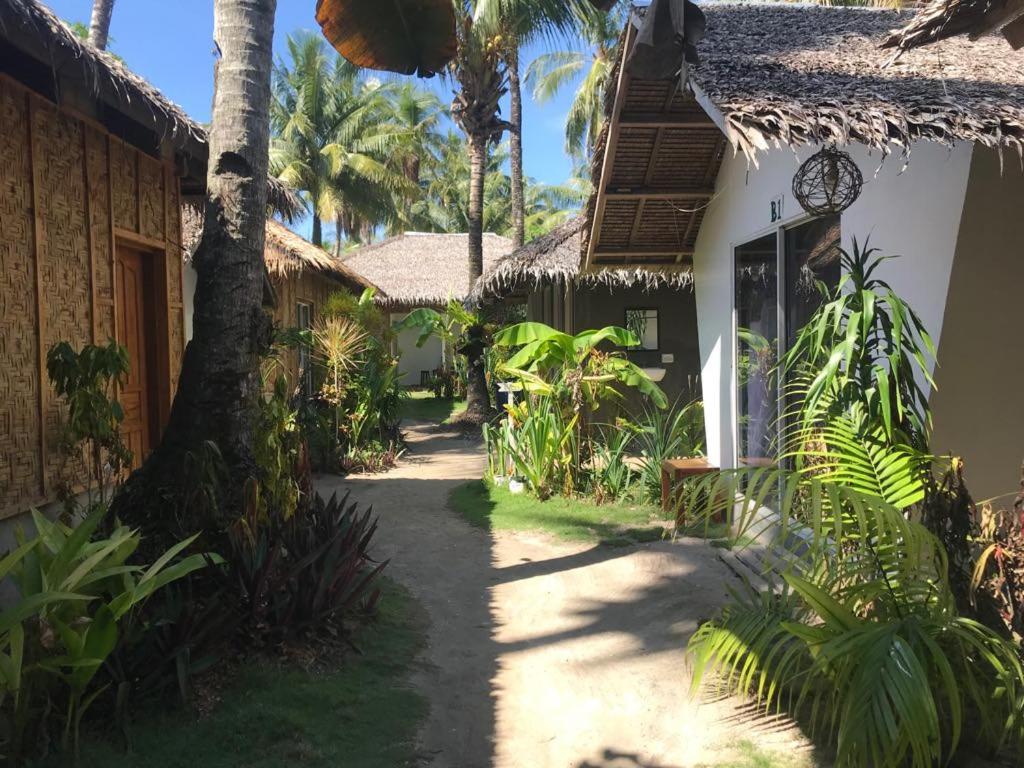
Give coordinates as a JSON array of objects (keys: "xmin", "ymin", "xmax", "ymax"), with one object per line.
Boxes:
[
  {"xmin": 604, "ymin": 187, "xmax": 714, "ymax": 200},
  {"xmin": 618, "ymin": 113, "xmax": 718, "ymax": 128},
  {"xmin": 594, "ymin": 248, "xmax": 694, "ymax": 259}
]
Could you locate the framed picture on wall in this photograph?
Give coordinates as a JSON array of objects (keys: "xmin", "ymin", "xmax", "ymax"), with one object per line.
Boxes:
[{"xmin": 625, "ymin": 308, "xmax": 659, "ymax": 351}]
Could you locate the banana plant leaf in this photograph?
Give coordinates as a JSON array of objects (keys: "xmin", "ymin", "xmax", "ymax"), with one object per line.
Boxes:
[{"xmin": 316, "ymin": 0, "xmax": 457, "ymax": 77}]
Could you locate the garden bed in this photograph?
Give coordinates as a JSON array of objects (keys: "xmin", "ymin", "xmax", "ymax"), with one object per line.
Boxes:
[{"xmin": 46, "ymin": 579, "xmax": 428, "ymax": 768}]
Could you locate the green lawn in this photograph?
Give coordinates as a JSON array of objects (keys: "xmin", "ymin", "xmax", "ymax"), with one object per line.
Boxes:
[
  {"xmin": 695, "ymin": 740, "xmax": 816, "ymax": 768},
  {"xmin": 450, "ymin": 480, "xmax": 673, "ymax": 545},
  {"xmin": 52, "ymin": 579, "xmax": 427, "ymax": 768},
  {"xmin": 400, "ymin": 389, "xmax": 467, "ymax": 424}
]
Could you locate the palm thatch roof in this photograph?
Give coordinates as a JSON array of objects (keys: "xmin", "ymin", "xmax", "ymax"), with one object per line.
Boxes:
[
  {"xmin": 882, "ymin": 0, "xmax": 1024, "ymax": 52},
  {"xmin": 690, "ymin": 3, "xmax": 1024, "ymax": 158},
  {"xmin": 341, "ymin": 232, "xmax": 513, "ymax": 308},
  {"xmin": 1, "ymin": 0, "xmax": 301, "ymax": 219},
  {"xmin": 181, "ymin": 209, "xmax": 377, "ymax": 292},
  {"xmin": 583, "ymin": 2, "xmax": 1024, "ymax": 269},
  {"xmin": 472, "ymin": 218, "xmax": 693, "ymax": 300}
]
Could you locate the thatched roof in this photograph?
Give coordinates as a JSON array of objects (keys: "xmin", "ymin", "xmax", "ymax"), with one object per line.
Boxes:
[
  {"xmin": 0, "ymin": 0, "xmax": 301, "ymax": 219},
  {"xmin": 263, "ymin": 221, "xmax": 377, "ymax": 289},
  {"xmin": 473, "ymin": 218, "xmax": 693, "ymax": 300},
  {"xmin": 882, "ymin": 0, "xmax": 1024, "ymax": 52},
  {"xmin": 691, "ymin": 3, "xmax": 1024, "ymax": 159},
  {"xmin": 181, "ymin": 209, "xmax": 377, "ymax": 292},
  {"xmin": 341, "ymin": 232, "xmax": 513, "ymax": 308},
  {"xmin": 583, "ymin": 2, "xmax": 1024, "ymax": 269}
]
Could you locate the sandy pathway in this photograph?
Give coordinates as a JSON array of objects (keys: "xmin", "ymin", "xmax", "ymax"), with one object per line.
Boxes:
[{"xmin": 317, "ymin": 423, "xmax": 810, "ymax": 768}]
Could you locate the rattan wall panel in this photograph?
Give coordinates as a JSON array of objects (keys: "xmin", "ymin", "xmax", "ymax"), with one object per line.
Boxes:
[
  {"xmin": 33, "ymin": 103, "xmax": 93, "ymax": 488},
  {"xmin": 139, "ymin": 155, "xmax": 165, "ymax": 241},
  {"xmin": 0, "ymin": 83, "xmax": 43, "ymax": 510},
  {"xmin": 85, "ymin": 126, "xmax": 115, "ymax": 342},
  {"xmin": 111, "ymin": 140, "xmax": 137, "ymax": 232}
]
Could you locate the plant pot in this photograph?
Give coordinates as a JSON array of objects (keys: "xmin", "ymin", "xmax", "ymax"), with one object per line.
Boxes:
[{"xmin": 508, "ymin": 477, "xmax": 527, "ymax": 495}]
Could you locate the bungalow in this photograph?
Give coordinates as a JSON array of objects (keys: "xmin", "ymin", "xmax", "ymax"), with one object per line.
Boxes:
[
  {"xmin": 473, "ymin": 217, "xmax": 701, "ymax": 405},
  {"xmin": 341, "ymin": 232, "xmax": 513, "ymax": 386},
  {"xmin": 182, "ymin": 216, "xmax": 379, "ymax": 395},
  {"xmin": 0, "ymin": 0, "xmax": 296, "ymax": 519},
  {"xmin": 585, "ymin": 2, "xmax": 1024, "ymax": 499}
]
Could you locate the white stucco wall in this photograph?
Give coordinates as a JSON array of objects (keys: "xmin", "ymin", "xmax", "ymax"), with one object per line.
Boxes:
[
  {"xmin": 183, "ymin": 262, "xmax": 197, "ymax": 341},
  {"xmin": 390, "ymin": 311, "xmax": 445, "ymax": 387},
  {"xmin": 692, "ymin": 140, "xmax": 974, "ymax": 468}
]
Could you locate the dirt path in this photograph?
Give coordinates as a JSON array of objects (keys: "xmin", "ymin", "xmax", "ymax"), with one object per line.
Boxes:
[{"xmin": 317, "ymin": 424, "xmax": 810, "ymax": 768}]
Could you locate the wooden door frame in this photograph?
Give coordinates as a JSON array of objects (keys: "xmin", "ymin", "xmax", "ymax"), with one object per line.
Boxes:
[{"xmin": 114, "ymin": 233, "xmax": 172, "ymax": 447}]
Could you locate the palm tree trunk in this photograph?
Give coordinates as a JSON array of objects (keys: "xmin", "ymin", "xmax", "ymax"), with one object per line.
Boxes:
[
  {"xmin": 311, "ymin": 214, "xmax": 322, "ymax": 247},
  {"xmin": 464, "ymin": 132, "xmax": 490, "ymax": 423},
  {"xmin": 112, "ymin": 0, "xmax": 278, "ymax": 539},
  {"xmin": 88, "ymin": 0, "xmax": 115, "ymax": 50},
  {"xmin": 507, "ymin": 44, "xmax": 526, "ymax": 250}
]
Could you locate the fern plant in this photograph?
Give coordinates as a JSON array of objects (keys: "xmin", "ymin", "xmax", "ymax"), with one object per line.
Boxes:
[
  {"xmin": 679, "ymin": 238, "xmax": 1024, "ymax": 765},
  {"xmin": 682, "ymin": 470, "xmax": 1024, "ymax": 767}
]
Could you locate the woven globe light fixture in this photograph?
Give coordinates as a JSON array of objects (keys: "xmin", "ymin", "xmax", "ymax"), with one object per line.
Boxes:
[{"xmin": 792, "ymin": 146, "xmax": 863, "ymax": 216}]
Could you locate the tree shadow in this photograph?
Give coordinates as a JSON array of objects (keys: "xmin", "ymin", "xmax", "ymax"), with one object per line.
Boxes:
[{"xmin": 317, "ymin": 424, "xmax": 817, "ymax": 767}]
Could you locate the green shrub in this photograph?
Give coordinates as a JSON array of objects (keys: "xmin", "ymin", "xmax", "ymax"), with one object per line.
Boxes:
[
  {"xmin": 0, "ymin": 506, "xmax": 212, "ymax": 762},
  {"xmin": 633, "ymin": 398, "xmax": 705, "ymax": 504}
]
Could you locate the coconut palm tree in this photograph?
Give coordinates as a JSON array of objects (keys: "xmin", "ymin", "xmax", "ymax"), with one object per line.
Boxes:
[
  {"xmin": 389, "ymin": 82, "xmax": 447, "ymax": 186},
  {"xmin": 474, "ymin": 0, "xmax": 590, "ymax": 248},
  {"xmin": 271, "ymin": 32, "xmax": 412, "ymax": 249},
  {"xmin": 88, "ymin": 0, "xmax": 115, "ymax": 50},
  {"xmin": 526, "ymin": 3, "xmax": 624, "ymax": 158},
  {"xmin": 114, "ymin": 0, "xmax": 279, "ymax": 533}
]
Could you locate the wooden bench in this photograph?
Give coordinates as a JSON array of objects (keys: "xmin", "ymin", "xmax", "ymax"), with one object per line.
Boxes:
[{"xmin": 660, "ymin": 458, "xmax": 719, "ymax": 521}]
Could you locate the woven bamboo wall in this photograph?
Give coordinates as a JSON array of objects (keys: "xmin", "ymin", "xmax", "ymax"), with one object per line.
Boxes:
[
  {"xmin": 269, "ymin": 271, "xmax": 340, "ymax": 391},
  {"xmin": 0, "ymin": 75, "xmax": 186, "ymax": 518}
]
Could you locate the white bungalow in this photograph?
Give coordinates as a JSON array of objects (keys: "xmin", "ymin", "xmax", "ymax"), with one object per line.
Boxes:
[{"xmin": 584, "ymin": 2, "xmax": 1024, "ymax": 499}]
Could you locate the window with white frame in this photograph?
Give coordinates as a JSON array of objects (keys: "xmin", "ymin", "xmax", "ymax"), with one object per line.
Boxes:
[{"xmin": 734, "ymin": 215, "xmax": 840, "ymax": 467}]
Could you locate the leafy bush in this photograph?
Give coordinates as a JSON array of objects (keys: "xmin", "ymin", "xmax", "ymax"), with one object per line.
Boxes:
[
  {"xmin": 590, "ymin": 424, "xmax": 635, "ymax": 504},
  {"xmin": 0, "ymin": 506, "xmax": 212, "ymax": 762},
  {"xmin": 46, "ymin": 341, "xmax": 132, "ymax": 509},
  {"xmin": 681, "ymin": 241, "xmax": 1024, "ymax": 766},
  {"xmin": 684, "ymin": 471, "xmax": 1024, "ymax": 767},
  {"xmin": 217, "ymin": 489, "xmax": 385, "ymax": 639},
  {"xmin": 503, "ymin": 395, "xmax": 577, "ymax": 500},
  {"xmin": 633, "ymin": 398, "xmax": 705, "ymax": 504}
]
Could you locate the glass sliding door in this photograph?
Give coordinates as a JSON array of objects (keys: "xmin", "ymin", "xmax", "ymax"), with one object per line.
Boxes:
[
  {"xmin": 734, "ymin": 216, "xmax": 841, "ymax": 468},
  {"xmin": 735, "ymin": 234, "xmax": 779, "ymax": 467},
  {"xmin": 784, "ymin": 216, "xmax": 840, "ymax": 350}
]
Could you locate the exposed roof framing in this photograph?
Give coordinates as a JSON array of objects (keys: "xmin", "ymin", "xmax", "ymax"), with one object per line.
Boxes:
[{"xmin": 584, "ymin": 17, "xmax": 725, "ymax": 269}]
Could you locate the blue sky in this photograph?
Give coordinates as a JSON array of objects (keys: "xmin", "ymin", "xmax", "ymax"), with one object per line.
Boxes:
[{"xmin": 47, "ymin": 1, "xmax": 587, "ymax": 236}]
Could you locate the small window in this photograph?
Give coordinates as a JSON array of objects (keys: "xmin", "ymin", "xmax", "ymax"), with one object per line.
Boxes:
[
  {"xmin": 625, "ymin": 308, "xmax": 659, "ymax": 351},
  {"xmin": 296, "ymin": 301, "xmax": 314, "ymax": 398}
]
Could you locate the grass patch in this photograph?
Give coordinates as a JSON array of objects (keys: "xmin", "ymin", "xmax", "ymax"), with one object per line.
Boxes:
[
  {"xmin": 695, "ymin": 740, "xmax": 815, "ymax": 768},
  {"xmin": 450, "ymin": 480, "xmax": 671, "ymax": 545},
  {"xmin": 53, "ymin": 578, "xmax": 427, "ymax": 768},
  {"xmin": 400, "ymin": 389, "xmax": 466, "ymax": 424}
]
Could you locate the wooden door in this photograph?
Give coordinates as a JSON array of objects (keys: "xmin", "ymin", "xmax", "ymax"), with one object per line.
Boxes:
[{"xmin": 116, "ymin": 247, "xmax": 151, "ymax": 468}]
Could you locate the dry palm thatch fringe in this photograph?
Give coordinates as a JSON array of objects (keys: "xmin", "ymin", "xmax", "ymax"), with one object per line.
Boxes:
[
  {"xmin": 881, "ymin": 0, "xmax": 1024, "ymax": 53},
  {"xmin": 0, "ymin": 0, "xmax": 303, "ymax": 220},
  {"xmin": 182, "ymin": 208, "xmax": 378, "ymax": 290},
  {"xmin": 473, "ymin": 218, "xmax": 693, "ymax": 301}
]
